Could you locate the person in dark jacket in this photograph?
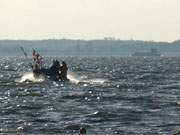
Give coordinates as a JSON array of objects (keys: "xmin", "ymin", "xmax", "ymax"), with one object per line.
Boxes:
[
  {"xmin": 49, "ymin": 60, "xmax": 61, "ymax": 81},
  {"xmin": 60, "ymin": 61, "xmax": 68, "ymax": 81}
]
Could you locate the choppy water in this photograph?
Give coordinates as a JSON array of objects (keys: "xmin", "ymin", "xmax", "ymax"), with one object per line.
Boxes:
[{"xmin": 1, "ymin": 56, "xmax": 180, "ymax": 135}]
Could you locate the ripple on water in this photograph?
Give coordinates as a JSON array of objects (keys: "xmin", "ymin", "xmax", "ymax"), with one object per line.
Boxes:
[{"xmin": 0, "ymin": 57, "xmax": 180, "ymax": 134}]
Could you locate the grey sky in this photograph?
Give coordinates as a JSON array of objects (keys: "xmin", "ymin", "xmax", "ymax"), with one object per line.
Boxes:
[{"xmin": 0, "ymin": 0, "xmax": 179, "ymax": 41}]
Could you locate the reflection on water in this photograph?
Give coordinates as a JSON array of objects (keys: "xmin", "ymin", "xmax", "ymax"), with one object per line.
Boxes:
[{"xmin": 0, "ymin": 56, "xmax": 180, "ymax": 134}]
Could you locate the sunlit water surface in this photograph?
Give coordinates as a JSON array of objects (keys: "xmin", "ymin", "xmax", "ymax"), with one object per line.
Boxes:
[{"xmin": 1, "ymin": 56, "xmax": 180, "ymax": 135}]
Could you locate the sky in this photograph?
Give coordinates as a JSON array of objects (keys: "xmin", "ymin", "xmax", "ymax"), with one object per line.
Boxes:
[{"xmin": 0, "ymin": 0, "xmax": 180, "ymax": 42}]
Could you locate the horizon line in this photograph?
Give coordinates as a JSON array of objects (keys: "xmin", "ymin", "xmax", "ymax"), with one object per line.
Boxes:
[{"xmin": 0, "ymin": 38, "xmax": 177, "ymax": 43}]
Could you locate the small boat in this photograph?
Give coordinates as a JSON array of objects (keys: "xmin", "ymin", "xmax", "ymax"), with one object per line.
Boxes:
[
  {"xmin": 20, "ymin": 48, "xmax": 69, "ymax": 81},
  {"xmin": 33, "ymin": 67, "xmax": 69, "ymax": 81},
  {"xmin": 33, "ymin": 60, "xmax": 69, "ymax": 81},
  {"xmin": 132, "ymin": 48, "xmax": 161, "ymax": 57}
]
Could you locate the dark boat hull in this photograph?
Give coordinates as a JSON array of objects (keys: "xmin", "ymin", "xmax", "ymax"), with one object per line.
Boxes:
[{"xmin": 33, "ymin": 68, "xmax": 69, "ymax": 81}]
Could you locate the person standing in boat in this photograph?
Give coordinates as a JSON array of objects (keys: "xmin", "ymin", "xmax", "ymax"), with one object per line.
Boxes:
[
  {"xmin": 49, "ymin": 60, "xmax": 61, "ymax": 81},
  {"xmin": 60, "ymin": 61, "xmax": 68, "ymax": 81},
  {"xmin": 32, "ymin": 49, "xmax": 43, "ymax": 69}
]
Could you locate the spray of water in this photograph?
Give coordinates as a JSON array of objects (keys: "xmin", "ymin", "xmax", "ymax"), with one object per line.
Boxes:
[
  {"xmin": 67, "ymin": 71, "xmax": 108, "ymax": 84},
  {"xmin": 17, "ymin": 71, "xmax": 108, "ymax": 85},
  {"xmin": 67, "ymin": 74, "xmax": 80, "ymax": 84},
  {"xmin": 18, "ymin": 72, "xmax": 45, "ymax": 83}
]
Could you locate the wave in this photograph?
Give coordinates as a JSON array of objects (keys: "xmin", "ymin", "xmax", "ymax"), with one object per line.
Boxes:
[
  {"xmin": 68, "ymin": 71, "xmax": 109, "ymax": 84},
  {"xmin": 17, "ymin": 72, "xmax": 45, "ymax": 83},
  {"xmin": 17, "ymin": 71, "xmax": 108, "ymax": 85}
]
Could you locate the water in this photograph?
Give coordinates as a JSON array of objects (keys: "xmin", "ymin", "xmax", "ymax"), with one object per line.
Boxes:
[{"xmin": 1, "ymin": 56, "xmax": 180, "ymax": 135}]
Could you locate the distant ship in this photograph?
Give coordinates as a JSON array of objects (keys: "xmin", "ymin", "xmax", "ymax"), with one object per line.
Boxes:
[{"xmin": 132, "ymin": 48, "xmax": 161, "ymax": 57}]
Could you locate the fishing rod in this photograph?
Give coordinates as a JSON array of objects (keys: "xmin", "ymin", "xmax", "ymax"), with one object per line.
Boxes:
[
  {"xmin": 20, "ymin": 46, "xmax": 33, "ymax": 68},
  {"xmin": 20, "ymin": 46, "xmax": 28, "ymax": 58}
]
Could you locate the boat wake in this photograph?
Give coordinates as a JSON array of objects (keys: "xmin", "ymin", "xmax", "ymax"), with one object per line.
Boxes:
[
  {"xmin": 17, "ymin": 71, "xmax": 108, "ymax": 85},
  {"xmin": 17, "ymin": 72, "xmax": 45, "ymax": 83},
  {"xmin": 67, "ymin": 71, "xmax": 108, "ymax": 84}
]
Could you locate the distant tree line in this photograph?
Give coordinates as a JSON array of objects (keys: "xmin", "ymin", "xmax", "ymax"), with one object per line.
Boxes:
[{"xmin": 0, "ymin": 39, "xmax": 180, "ymax": 56}]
